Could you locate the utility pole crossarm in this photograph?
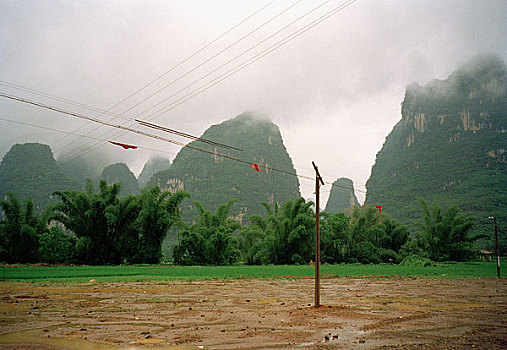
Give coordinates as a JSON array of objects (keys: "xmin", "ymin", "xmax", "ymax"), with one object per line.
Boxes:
[{"xmin": 312, "ymin": 161, "xmax": 324, "ymax": 186}]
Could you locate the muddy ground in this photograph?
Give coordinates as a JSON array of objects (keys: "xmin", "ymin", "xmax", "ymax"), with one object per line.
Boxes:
[{"xmin": 0, "ymin": 277, "xmax": 505, "ymax": 349}]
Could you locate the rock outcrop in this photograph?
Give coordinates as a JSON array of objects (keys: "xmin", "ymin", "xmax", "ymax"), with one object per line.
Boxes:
[
  {"xmin": 324, "ymin": 177, "xmax": 360, "ymax": 215},
  {"xmin": 148, "ymin": 112, "xmax": 301, "ymax": 224},
  {"xmin": 366, "ymin": 54, "xmax": 506, "ymax": 247}
]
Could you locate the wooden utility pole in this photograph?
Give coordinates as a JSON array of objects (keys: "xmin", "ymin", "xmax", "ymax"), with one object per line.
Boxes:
[
  {"xmin": 312, "ymin": 161, "xmax": 324, "ymax": 308},
  {"xmin": 490, "ymin": 216, "xmax": 500, "ymax": 278}
]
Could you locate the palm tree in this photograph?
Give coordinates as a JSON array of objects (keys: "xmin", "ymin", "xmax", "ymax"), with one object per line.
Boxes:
[
  {"xmin": 134, "ymin": 186, "xmax": 189, "ymax": 263},
  {"xmin": 174, "ymin": 199, "xmax": 241, "ymax": 265},
  {"xmin": 417, "ymin": 199, "xmax": 479, "ymax": 261},
  {"xmin": 248, "ymin": 198, "xmax": 315, "ymax": 265},
  {"xmin": 0, "ymin": 193, "xmax": 42, "ymax": 263}
]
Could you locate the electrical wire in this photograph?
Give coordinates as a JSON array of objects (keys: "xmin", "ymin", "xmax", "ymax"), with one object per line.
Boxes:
[
  {"xmin": 114, "ymin": 0, "xmax": 306, "ymax": 119},
  {"xmin": 0, "ymin": 89, "xmax": 239, "ymax": 157},
  {"xmin": 0, "ymin": 92, "xmax": 245, "ymax": 162},
  {"xmin": 1, "ymin": 1, "xmax": 366, "ymax": 196},
  {"xmin": 0, "ymin": 80, "xmax": 127, "ymax": 120},
  {"xmin": 124, "ymin": 0, "xmax": 331, "ymax": 120},
  {"xmin": 136, "ymin": 119, "xmax": 243, "ymax": 151},
  {"xmin": 0, "ymin": 116, "xmax": 176, "ymax": 156},
  {"xmin": 53, "ymin": 0, "xmax": 281, "ymax": 156},
  {"xmin": 0, "ymin": 77, "xmax": 370, "ymax": 196},
  {"xmin": 61, "ymin": 0, "xmax": 355, "ymax": 160},
  {"xmin": 72, "ymin": 0, "xmax": 358, "ymax": 160},
  {"xmin": 139, "ymin": 0, "xmax": 359, "ymax": 122},
  {"xmin": 0, "ymin": 92, "xmax": 447, "ymax": 208},
  {"xmin": 0, "ymin": 93, "xmax": 313, "ymax": 181}
]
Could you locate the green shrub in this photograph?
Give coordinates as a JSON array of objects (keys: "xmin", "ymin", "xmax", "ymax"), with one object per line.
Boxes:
[{"xmin": 39, "ymin": 227, "xmax": 76, "ymax": 264}]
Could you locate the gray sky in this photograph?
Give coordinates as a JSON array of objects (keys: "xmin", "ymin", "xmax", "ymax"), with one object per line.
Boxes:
[{"xmin": 1, "ymin": 0, "xmax": 506, "ymax": 204}]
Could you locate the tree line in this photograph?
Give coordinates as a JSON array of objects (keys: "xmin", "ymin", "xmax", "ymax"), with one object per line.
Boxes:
[
  {"xmin": 0, "ymin": 180, "xmax": 187, "ymax": 264},
  {"xmin": 0, "ymin": 181, "xmax": 482, "ymax": 265}
]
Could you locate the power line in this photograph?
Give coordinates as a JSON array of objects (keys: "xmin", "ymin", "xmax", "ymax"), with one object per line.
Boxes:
[
  {"xmin": 139, "ymin": 0, "xmax": 359, "ymax": 122},
  {"xmin": 0, "ymin": 80, "xmax": 127, "ymax": 121},
  {"xmin": 0, "ymin": 80, "xmax": 368, "ymax": 195},
  {"xmin": 136, "ymin": 119, "xmax": 243, "ymax": 151},
  {"xmin": 3, "ymin": 105, "xmax": 495, "ymax": 219},
  {"xmin": 115, "ymin": 0, "xmax": 306, "ymax": 119},
  {"xmin": 59, "ymin": 0, "xmax": 308, "ymax": 160},
  {"xmin": 0, "ymin": 93, "xmax": 225, "ymax": 153},
  {"xmin": 1, "ymin": 94, "xmax": 402, "ymax": 205},
  {"xmin": 54, "ymin": 0, "xmax": 279, "ymax": 157},
  {"xmin": 2, "ymin": 1, "xmax": 362, "ymax": 189},
  {"xmin": 0, "ymin": 91, "xmax": 239, "ymax": 159},
  {"xmin": 133, "ymin": 0, "xmax": 333, "ymax": 121},
  {"xmin": 3, "ymin": 104, "xmax": 491, "ymax": 216},
  {"xmin": 0, "ymin": 116, "xmax": 176, "ymax": 156},
  {"xmin": 0, "ymin": 93, "xmax": 313, "ymax": 182},
  {"xmin": 80, "ymin": 0, "xmax": 358, "ymax": 159},
  {"xmin": 0, "ymin": 100, "xmax": 459, "ymax": 208},
  {"xmin": 62, "ymin": 0, "xmax": 357, "ymax": 161}
]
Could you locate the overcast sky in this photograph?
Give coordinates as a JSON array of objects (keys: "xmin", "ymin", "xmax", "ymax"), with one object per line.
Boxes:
[{"xmin": 1, "ymin": 0, "xmax": 506, "ymax": 204}]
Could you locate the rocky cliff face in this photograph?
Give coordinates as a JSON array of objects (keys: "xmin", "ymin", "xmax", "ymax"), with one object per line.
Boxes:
[
  {"xmin": 324, "ymin": 177, "xmax": 360, "ymax": 215},
  {"xmin": 0, "ymin": 143, "xmax": 78, "ymax": 211},
  {"xmin": 366, "ymin": 54, "xmax": 506, "ymax": 246},
  {"xmin": 148, "ymin": 112, "xmax": 301, "ymax": 223}
]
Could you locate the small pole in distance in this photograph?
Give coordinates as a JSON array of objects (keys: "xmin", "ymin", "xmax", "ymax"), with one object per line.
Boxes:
[{"xmin": 489, "ymin": 216, "xmax": 500, "ymax": 278}]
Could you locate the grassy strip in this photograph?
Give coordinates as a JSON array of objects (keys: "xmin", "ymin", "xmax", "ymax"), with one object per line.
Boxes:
[{"xmin": 0, "ymin": 261, "xmax": 499, "ymax": 282}]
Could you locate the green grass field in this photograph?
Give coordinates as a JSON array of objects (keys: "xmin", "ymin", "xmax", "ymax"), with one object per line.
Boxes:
[{"xmin": 0, "ymin": 261, "xmax": 500, "ymax": 282}]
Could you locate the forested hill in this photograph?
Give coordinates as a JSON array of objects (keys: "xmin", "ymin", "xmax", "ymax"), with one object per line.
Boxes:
[
  {"xmin": 324, "ymin": 177, "xmax": 360, "ymax": 215},
  {"xmin": 100, "ymin": 163, "xmax": 139, "ymax": 196},
  {"xmin": 148, "ymin": 112, "xmax": 301, "ymax": 224},
  {"xmin": 0, "ymin": 143, "xmax": 78, "ymax": 212},
  {"xmin": 366, "ymin": 54, "xmax": 507, "ymax": 250}
]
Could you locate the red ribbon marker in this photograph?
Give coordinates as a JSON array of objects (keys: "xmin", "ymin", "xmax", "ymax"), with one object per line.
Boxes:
[
  {"xmin": 250, "ymin": 163, "xmax": 262, "ymax": 172},
  {"xmin": 109, "ymin": 141, "xmax": 138, "ymax": 149}
]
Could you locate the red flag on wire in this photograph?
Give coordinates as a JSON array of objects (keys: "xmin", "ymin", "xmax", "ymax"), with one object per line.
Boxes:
[
  {"xmin": 109, "ymin": 141, "xmax": 138, "ymax": 149},
  {"xmin": 250, "ymin": 163, "xmax": 262, "ymax": 172},
  {"xmin": 375, "ymin": 205, "xmax": 382, "ymax": 213}
]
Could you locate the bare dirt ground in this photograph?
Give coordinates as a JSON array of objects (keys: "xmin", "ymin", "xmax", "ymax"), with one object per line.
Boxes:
[{"xmin": 0, "ymin": 277, "xmax": 506, "ymax": 349}]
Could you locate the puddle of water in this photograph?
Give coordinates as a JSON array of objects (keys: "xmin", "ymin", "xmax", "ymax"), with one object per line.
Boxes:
[{"xmin": 0, "ymin": 328, "xmax": 204, "ymax": 350}]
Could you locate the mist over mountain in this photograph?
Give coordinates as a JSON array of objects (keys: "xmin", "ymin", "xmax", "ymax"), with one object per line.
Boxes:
[
  {"xmin": 148, "ymin": 112, "xmax": 301, "ymax": 224},
  {"xmin": 58, "ymin": 151, "xmax": 119, "ymax": 190},
  {"xmin": 366, "ymin": 54, "xmax": 507, "ymax": 249},
  {"xmin": 324, "ymin": 177, "xmax": 360, "ymax": 215},
  {"xmin": 0, "ymin": 143, "xmax": 78, "ymax": 211},
  {"xmin": 138, "ymin": 156, "xmax": 171, "ymax": 189}
]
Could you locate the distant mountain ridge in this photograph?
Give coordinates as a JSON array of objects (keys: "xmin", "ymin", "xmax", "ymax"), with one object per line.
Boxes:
[
  {"xmin": 366, "ymin": 54, "xmax": 507, "ymax": 249},
  {"xmin": 0, "ymin": 143, "xmax": 78, "ymax": 211},
  {"xmin": 148, "ymin": 112, "xmax": 301, "ymax": 224},
  {"xmin": 324, "ymin": 177, "xmax": 359, "ymax": 214},
  {"xmin": 100, "ymin": 163, "xmax": 139, "ymax": 196}
]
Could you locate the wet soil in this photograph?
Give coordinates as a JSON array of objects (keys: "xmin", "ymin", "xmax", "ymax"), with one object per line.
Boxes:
[{"xmin": 0, "ymin": 277, "xmax": 505, "ymax": 349}]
